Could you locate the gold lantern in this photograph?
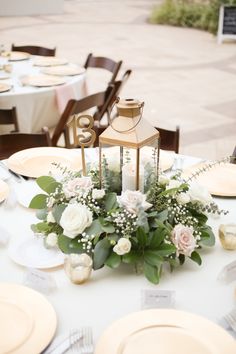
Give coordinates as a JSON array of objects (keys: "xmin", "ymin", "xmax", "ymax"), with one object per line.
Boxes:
[{"xmin": 99, "ymin": 98, "xmax": 160, "ymax": 193}]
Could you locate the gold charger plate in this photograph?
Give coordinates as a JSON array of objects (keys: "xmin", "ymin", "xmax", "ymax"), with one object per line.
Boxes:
[
  {"xmin": 1, "ymin": 51, "xmax": 30, "ymax": 61},
  {"xmin": 0, "ymin": 283, "xmax": 57, "ymax": 354},
  {"xmin": 41, "ymin": 65, "xmax": 86, "ymax": 76},
  {"xmin": 7, "ymin": 147, "xmax": 82, "ymax": 178},
  {"xmin": 0, "ymin": 179, "xmax": 9, "ymax": 202},
  {"xmin": 182, "ymin": 162, "xmax": 236, "ymax": 197},
  {"xmin": 21, "ymin": 74, "xmax": 66, "ymax": 87},
  {"xmin": 95, "ymin": 309, "xmax": 236, "ymax": 354},
  {"xmin": 0, "ymin": 83, "xmax": 11, "ymax": 93},
  {"xmin": 33, "ymin": 56, "xmax": 68, "ymax": 67}
]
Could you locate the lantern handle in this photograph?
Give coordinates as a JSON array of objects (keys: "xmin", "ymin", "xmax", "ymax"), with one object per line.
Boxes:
[{"xmin": 107, "ymin": 97, "xmax": 144, "ymax": 133}]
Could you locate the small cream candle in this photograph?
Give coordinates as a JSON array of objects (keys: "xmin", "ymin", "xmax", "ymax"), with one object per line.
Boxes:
[{"xmin": 122, "ymin": 162, "xmax": 144, "ymax": 192}]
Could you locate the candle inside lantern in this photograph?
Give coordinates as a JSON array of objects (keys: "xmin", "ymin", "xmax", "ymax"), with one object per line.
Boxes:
[{"xmin": 122, "ymin": 162, "xmax": 144, "ymax": 192}]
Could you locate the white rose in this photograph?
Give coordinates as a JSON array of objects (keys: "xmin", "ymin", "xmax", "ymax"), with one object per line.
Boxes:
[
  {"xmin": 118, "ymin": 190, "xmax": 152, "ymax": 215},
  {"xmin": 113, "ymin": 238, "xmax": 131, "ymax": 255},
  {"xmin": 46, "ymin": 232, "xmax": 58, "ymax": 247},
  {"xmin": 176, "ymin": 192, "xmax": 190, "ymax": 205},
  {"xmin": 171, "ymin": 224, "xmax": 196, "ymax": 257},
  {"xmin": 168, "ymin": 179, "xmax": 182, "ymax": 189},
  {"xmin": 188, "ymin": 182, "xmax": 212, "ymax": 206},
  {"xmin": 60, "ymin": 203, "xmax": 93, "ymax": 239},
  {"xmin": 92, "ymin": 188, "xmax": 105, "ymax": 200},
  {"xmin": 159, "ymin": 174, "xmax": 169, "ymax": 186},
  {"xmin": 47, "ymin": 211, "xmax": 55, "ymax": 223},
  {"xmin": 63, "ymin": 177, "xmax": 93, "ymax": 198}
]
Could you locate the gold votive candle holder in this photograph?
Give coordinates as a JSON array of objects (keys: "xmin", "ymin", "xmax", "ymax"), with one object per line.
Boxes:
[{"xmin": 219, "ymin": 224, "xmax": 236, "ymax": 250}]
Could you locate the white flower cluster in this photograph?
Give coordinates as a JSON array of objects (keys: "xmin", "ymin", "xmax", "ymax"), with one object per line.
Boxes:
[{"xmin": 110, "ymin": 209, "xmax": 137, "ymax": 237}]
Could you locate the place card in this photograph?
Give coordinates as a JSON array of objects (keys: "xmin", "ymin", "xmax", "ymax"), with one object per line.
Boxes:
[
  {"xmin": 0, "ymin": 226, "xmax": 11, "ymax": 246},
  {"xmin": 141, "ymin": 289, "xmax": 175, "ymax": 309},
  {"xmin": 218, "ymin": 260, "xmax": 236, "ymax": 283},
  {"xmin": 23, "ymin": 268, "xmax": 57, "ymax": 294}
]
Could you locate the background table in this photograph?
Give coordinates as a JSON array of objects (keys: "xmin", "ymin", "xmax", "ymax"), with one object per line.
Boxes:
[
  {"xmin": 0, "ymin": 154, "xmax": 235, "ymax": 351},
  {"xmin": 0, "ymin": 57, "xmax": 86, "ymax": 133}
]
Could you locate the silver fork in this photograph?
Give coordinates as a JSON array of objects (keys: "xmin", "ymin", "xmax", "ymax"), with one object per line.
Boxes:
[
  {"xmin": 81, "ymin": 327, "xmax": 93, "ymax": 354},
  {"xmin": 224, "ymin": 308, "xmax": 236, "ymax": 332},
  {"xmin": 70, "ymin": 328, "xmax": 83, "ymax": 354}
]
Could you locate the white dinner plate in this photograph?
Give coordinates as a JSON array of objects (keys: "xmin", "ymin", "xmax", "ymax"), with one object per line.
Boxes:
[
  {"xmin": 41, "ymin": 65, "xmax": 86, "ymax": 76},
  {"xmin": 0, "ymin": 283, "xmax": 57, "ymax": 354},
  {"xmin": 0, "ymin": 179, "xmax": 9, "ymax": 202},
  {"xmin": 95, "ymin": 309, "xmax": 236, "ymax": 354},
  {"xmin": 182, "ymin": 162, "xmax": 236, "ymax": 197},
  {"xmin": 9, "ymin": 237, "xmax": 65, "ymax": 269},
  {"xmin": 7, "ymin": 147, "xmax": 82, "ymax": 178},
  {"xmin": 0, "ymin": 83, "xmax": 11, "ymax": 93}
]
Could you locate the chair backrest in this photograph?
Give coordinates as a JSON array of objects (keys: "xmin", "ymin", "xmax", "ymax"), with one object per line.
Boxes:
[
  {"xmin": 0, "ymin": 107, "xmax": 19, "ymax": 132},
  {"xmin": 0, "ymin": 127, "xmax": 52, "ymax": 160},
  {"xmin": 231, "ymin": 145, "xmax": 236, "ymax": 164},
  {"xmin": 95, "ymin": 69, "xmax": 132, "ymax": 122},
  {"xmin": 52, "ymin": 86, "xmax": 114, "ymax": 147},
  {"xmin": 84, "ymin": 53, "xmax": 122, "ymax": 84},
  {"xmin": 11, "ymin": 44, "xmax": 56, "ymax": 57},
  {"xmin": 155, "ymin": 126, "xmax": 180, "ymax": 154}
]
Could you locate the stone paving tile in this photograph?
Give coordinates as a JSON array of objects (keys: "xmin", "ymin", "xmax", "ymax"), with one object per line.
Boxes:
[{"xmin": 0, "ymin": 0, "xmax": 236, "ymax": 160}]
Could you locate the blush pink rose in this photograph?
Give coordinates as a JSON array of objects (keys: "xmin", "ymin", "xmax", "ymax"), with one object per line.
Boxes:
[
  {"xmin": 171, "ymin": 224, "xmax": 196, "ymax": 257},
  {"xmin": 63, "ymin": 177, "xmax": 93, "ymax": 198}
]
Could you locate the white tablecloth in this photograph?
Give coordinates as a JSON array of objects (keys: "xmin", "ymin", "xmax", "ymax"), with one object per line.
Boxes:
[
  {"xmin": 0, "ymin": 154, "xmax": 235, "ymax": 351},
  {"xmin": 0, "ymin": 57, "xmax": 86, "ymax": 133}
]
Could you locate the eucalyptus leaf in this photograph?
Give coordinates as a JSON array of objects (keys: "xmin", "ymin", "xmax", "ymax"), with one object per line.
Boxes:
[
  {"xmin": 144, "ymin": 250, "xmax": 163, "ymax": 266},
  {"xmin": 105, "ymin": 252, "xmax": 121, "ymax": 268},
  {"xmin": 36, "ymin": 209, "xmax": 47, "ymax": 221},
  {"xmin": 144, "ymin": 262, "xmax": 160, "ymax": 284},
  {"xmin": 36, "ymin": 176, "xmax": 61, "ymax": 194},
  {"xmin": 93, "ymin": 238, "xmax": 111, "ymax": 270},
  {"xmin": 58, "ymin": 234, "xmax": 83, "ymax": 254},
  {"xmin": 198, "ymin": 225, "xmax": 215, "ymax": 247},
  {"xmin": 122, "ymin": 251, "xmax": 139, "ymax": 264},
  {"xmin": 52, "ymin": 204, "xmax": 67, "ymax": 224},
  {"xmin": 190, "ymin": 251, "xmax": 202, "ymax": 265},
  {"xmin": 105, "ymin": 193, "xmax": 118, "ymax": 212},
  {"xmin": 29, "ymin": 194, "xmax": 47, "ymax": 209},
  {"xmin": 85, "ymin": 219, "xmax": 103, "ymax": 237},
  {"xmin": 156, "ymin": 243, "xmax": 176, "ymax": 256},
  {"xmin": 136, "ymin": 227, "xmax": 147, "ymax": 248},
  {"xmin": 149, "ymin": 229, "xmax": 166, "ymax": 249}
]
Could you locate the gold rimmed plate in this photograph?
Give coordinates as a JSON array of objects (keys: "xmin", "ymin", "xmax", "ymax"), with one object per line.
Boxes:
[
  {"xmin": 20, "ymin": 74, "xmax": 66, "ymax": 87},
  {"xmin": 41, "ymin": 65, "xmax": 86, "ymax": 76},
  {"xmin": 0, "ymin": 283, "xmax": 57, "ymax": 354},
  {"xmin": 1, "ymin": 51, "xmax": 30, "ymax": 61},
  {"xmin": 182, "ymin": 162, "xmax": 236, "ymax": 197},
  {"xmin": 95, "ymin": 309, "xmax": 236, "ymax": 354},
  {"xmin": 7, "ymin": 147, "xmax": 82, "ymax": 178},
  {"xmin": 33, "ymin": 56, "xmax": 68, "ymax": 67},
  {"xmin": 0, "ymin": 83, "xmax": 12, "ymax": 93}
]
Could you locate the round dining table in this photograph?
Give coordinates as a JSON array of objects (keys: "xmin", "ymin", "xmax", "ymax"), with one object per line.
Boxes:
[
  {"xmin": 0, "ymin": 55, "xmax": 87, "ymax": 133},
  {"xmin": 0, "ymin": 151, "xmax": 235, "ymax": 353}
]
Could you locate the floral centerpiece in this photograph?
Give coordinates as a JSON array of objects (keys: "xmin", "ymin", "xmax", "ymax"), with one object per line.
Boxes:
[{"xmin": 29, "ymin": 166, "xmax": 224, "ymax": 284}]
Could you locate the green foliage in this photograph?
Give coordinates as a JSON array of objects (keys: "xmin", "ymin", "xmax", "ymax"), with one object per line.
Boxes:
[
  {"xmin": 29, "ymin": 194, "xmax": 47, "ymax": 209},
  {"xmin": 150, "ymin": 0, "xmax": 236, "ymax": 35}
]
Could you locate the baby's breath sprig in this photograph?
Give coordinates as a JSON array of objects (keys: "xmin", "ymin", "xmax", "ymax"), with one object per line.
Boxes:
[{"xmin": 185, "ymin": 157, "xmax": 230, "ymax": 183}]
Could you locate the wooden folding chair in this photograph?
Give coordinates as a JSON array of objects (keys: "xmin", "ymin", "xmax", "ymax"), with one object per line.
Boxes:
[
  {"xmin": 0, "ymin": 127, "xmax": 52, "ymax": 160},
  {"xmin": 155, "ymin": 126, "xmax": 180, "ymax": 154},
  {"xmin": 84, "ymin": 53, "xmax": 122, "ymax": 84},
  {"xmin": 0, "ymin": 107, "xmax": 19, "ymax": 133}
]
